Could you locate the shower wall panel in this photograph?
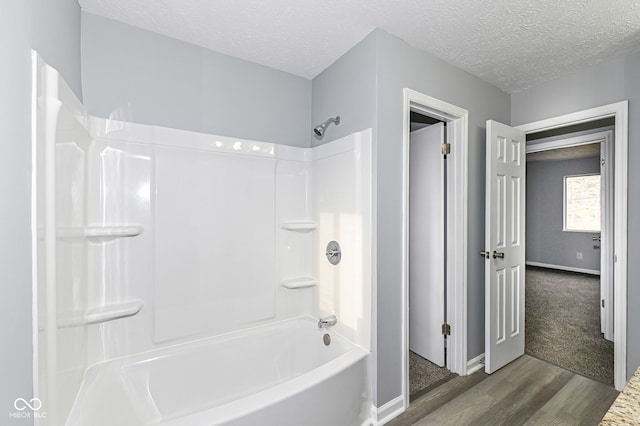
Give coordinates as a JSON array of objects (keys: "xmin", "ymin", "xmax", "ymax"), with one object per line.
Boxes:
[
  {"xmin": 54, "ymin": 132, "xmax": 91, "ymax": 424},
  {"xmin": 275, "ymin": 158, "xmax": 317, "ymax": 319},
  {"xmin": 82, "ymin": 125, "xmax": 314, "ymax": 358},
  {"xmin": 34, "ymin": 54, "xmax": 92, "ymax": 424},
  {"xmin": 84, "ymin": 138, "xmax": 152, "ymax": 362},
  {"xmin": 313, "ymin": 129, "xmax": 372, "ymax": 351},
  {"xmin": 154, "ymin": 146, "xmax": 276, "ymax": 342}
]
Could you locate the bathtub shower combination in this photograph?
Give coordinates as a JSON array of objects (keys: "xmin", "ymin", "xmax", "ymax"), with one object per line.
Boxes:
[{"xmin": 32, "ymin": 54, "xmax": 373, "ymax": 425}]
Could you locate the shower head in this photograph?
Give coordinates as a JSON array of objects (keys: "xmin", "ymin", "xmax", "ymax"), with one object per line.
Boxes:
[{"xmin": 313, "ymin": 116, "xmax": 340, "ymax": 138}]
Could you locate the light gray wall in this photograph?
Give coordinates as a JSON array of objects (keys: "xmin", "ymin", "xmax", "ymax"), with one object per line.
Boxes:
[
  {"xmin": 0, "ymin": 0, "xmax": 81, "ymax": 423},
  {"xmin": 512, "ymin": 58, "xmax": 626, "ymax": 125},
  {"xmin": 312, "ymin": 29, "xmax": 511, "ymax": 407},
  {"xmin": 375, "ymin": 30, "xmax": 510, "ymax": 405},
  {"xmin": 81, "ymin": 12, "xmax": 311, "ymax": 147},
  {"xmin": 311, "ymin": 32, "xmax": 378, "ymax": 146},
  {"xmin": 512, "ymin": 50, "xmax": 640, "ymax": 379},
  {"xmin": 527, "ymin": 156, "xmax": 601, "ymax": 271}
]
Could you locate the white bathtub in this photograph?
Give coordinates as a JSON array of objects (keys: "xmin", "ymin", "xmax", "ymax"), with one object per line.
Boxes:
[{"xmin": 66, "ymin": 317, "xmax": 372, "ymax": 426}]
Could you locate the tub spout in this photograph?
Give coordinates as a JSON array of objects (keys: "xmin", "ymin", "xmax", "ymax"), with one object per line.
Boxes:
[{"xmin": 318, "ymin": 315, "xmax": 337, "ymax": 329}]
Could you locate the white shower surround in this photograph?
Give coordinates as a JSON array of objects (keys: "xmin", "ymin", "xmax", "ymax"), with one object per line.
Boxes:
[
  {"xmin": 33, "ymin": 53, "xmax": 373, "ymax": 425},
  {"xmin": 83, "ymin": 110, "xmax": 373, "ymax": 357}
]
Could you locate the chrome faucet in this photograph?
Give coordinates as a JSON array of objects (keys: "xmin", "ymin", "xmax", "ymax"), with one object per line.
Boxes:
[{"xmin": 318, "ymin": 315, "xmax": 338, "ymax": 329}]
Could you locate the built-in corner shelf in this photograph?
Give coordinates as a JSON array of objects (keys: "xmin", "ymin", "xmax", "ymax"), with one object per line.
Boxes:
[
  {"xmin": 58, "ymin": 299, "xmax": 144, "ymax": 328},
  {"xmin": 85, "ymin": 225, "xmax": 144, "ymax": 241},
  {"xmin": 281, "ymin": 221, "xmax": 317, "ymax": 232},
  {"xmin": 281, "ymin": 277, "xmax": 318, "ymax": 289},
  {"xmin": 85, "ymin": 299, "xmax": 144, "ymax": 325},
  {"xmin": 56, "ymin": 225, "xmax": 144, "ymax": 241}
]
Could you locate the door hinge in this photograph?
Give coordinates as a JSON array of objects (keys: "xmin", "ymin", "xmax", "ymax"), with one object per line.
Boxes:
[
  {"xmin": 442, "ymin": 323, "xmax": 451, "ymax": 336},
  {"xmin": 441, "ymin": 143, "xmax": 451, "ymax": 157},
  {"xmin": 602, "ymin": 299, "xmax": 605, "ymax": 308}
]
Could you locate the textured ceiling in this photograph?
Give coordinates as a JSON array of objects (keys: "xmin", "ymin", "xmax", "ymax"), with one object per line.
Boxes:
[{"xmin": 78, "ymin": 0, "xmax": 640, "ymax": 93}]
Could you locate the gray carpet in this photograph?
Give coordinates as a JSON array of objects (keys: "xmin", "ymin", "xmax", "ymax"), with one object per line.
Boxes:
[
  {"xmin": 525, "ymin": 266, "xmax": 614, "ymax": 386},
  {"xmin": 409, "ymin": 351, "xmax": 457, "ymax": 401}
]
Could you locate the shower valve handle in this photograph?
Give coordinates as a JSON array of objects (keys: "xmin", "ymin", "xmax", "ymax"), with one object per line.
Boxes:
[
  {"xmin": 325, "ymin": 241, "xmax": 342, "ymax": 265},
  {"xmin": 326, "ymin": 248, "xmax": 340, "ymax": 258}
]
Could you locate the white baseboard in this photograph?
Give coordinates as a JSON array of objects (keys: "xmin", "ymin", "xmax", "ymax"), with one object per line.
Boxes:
[
  {"xmin": 372, "ymin": 396, "xmax": 405, "ymax": 425},
  {"xmin": 525, "ymin": 261, "xmax": 600, "ymax": 276},
  {"xmin": 466, "ymin": 353, "xmax": 485, "ymax": 375}
]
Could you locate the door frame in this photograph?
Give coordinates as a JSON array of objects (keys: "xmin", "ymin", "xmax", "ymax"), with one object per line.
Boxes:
[
  {"xmin": 525, "ymin": 130, "xmax": 614, "ymax": 340},
  {"xmin": 517, "ymin": 101, "xmax": 628, "ymax": 391},
  {"xmin": 401, "ymin": 89, "xmax": 469, "ymax": 407}
]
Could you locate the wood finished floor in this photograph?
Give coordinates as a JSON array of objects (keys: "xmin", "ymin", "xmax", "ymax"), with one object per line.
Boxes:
[{"xmin": 387, "ymin": 355, "xmax": 619, "ymax": 426}]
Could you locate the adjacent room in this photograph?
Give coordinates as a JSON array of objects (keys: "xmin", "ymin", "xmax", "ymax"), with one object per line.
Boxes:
[{"xmin": 525, "ymin": 121, "xmax": 616, "ymax": 387}]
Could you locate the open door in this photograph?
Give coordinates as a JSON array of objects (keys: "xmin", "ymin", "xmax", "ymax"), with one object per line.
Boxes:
[
  {"xmin": 484, "ymin": 120, "xmax": 526, "ymax": 374},
  {"xmin": 409, "ymin": 122, "xmax": 445, "ymax": 367}
]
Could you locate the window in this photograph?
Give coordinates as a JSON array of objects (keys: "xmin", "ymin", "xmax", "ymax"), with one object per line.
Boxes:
[{"xmin": 564, "ymin": 174, "xmax": 601, "ymax": 232}]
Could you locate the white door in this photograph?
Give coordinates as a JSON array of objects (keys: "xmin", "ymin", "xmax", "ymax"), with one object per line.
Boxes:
[
  {"xmin": 409, "ymin": 123, "xmax": 445, "ymax": 366},
  {"xmin": 484, "ymin": 120, "xmax": 526, "ymax": 374}
]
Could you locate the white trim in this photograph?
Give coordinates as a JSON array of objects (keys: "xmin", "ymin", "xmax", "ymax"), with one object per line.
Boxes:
[
  {"xmin": 401, "ymin": 89, "xmax": 469, "ymax": 409},
  {"xmin": 466, "ymin": 353, "xmax": 485, "ymax": 375},
  {"xmin": 517, "ymin": 100, "xmax": 628, "ymax": 391},
  {"xmin": 517, "ymin": 103, "xmax": 624, "ymax": 133},
  {"xmin": 601, "ymin": 135, "xmax": 615, "ymax": 341},
  {"xmin": 525, "ymin": 261, "xmax": 600, "ymax": 276},
  {"xmin": 526, "ymin": 130, "xmax": 612, "ymax": 153},
  {"xmin": 372, "ymin": 396, "xmax": 405, "ymax": 426}
]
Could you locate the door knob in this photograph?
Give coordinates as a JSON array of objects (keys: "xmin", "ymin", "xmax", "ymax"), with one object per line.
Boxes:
[{"xmin": 493, "ymin": 251, "xmax": 505, "ymax": 259}]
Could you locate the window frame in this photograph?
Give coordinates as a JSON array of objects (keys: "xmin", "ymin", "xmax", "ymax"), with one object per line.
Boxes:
[{"xmin": 563, "ymin": 172, "xmax": 601, "ymax": 233}]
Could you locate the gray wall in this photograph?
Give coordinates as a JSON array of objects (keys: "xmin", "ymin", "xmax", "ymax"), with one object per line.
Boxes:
[
  {"xmin": 512, "ymin": 58, "xmax": 626, "ymax": 125},
  {"xmin": 81, "ymin": 12, "xmax": 312, "ymax": 147},
  {"xmin": 312, "ymin": 29, "xmax": 511, "ymax": 407},
  {"xmin": 0, "ymin": 0, "xmax": 81, "ymax": 423},
  {"xmin": 512, "ymin": 50, "xmax": 640, "ymax": 379},
  {"xmin": 527, "ymin": 157, "xmax": 601, "ymax": 271},
  {"xmin": 375, "ymin": 30, "xmax": 510, "ymax": 405},
  {"xmin": 311, "ymin": 32, "xmax": 378, "ymax": 146}
]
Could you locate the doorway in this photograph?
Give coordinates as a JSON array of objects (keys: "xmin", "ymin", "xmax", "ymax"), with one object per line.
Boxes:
[
  {"xmin": 408, "ymin": 114, "xmax": 445, "ymax": 369},
  {"xmin": 524, "ymin": 122, "xmax": 615, "ymax": 385},
  {"xmin": 407, "ymin": 114, "xmax": 456, "ymax": 399},
  {"xmin": 401, "ymin": 89, "xmax": 469, "ymax": 408},
  {"xmin": 484, "ymin": 101, "xmax": 628, "ymax": 391}
]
